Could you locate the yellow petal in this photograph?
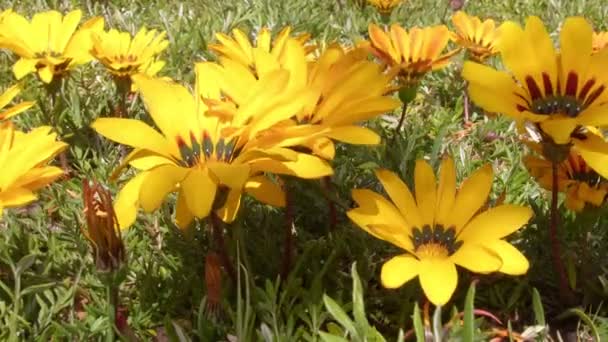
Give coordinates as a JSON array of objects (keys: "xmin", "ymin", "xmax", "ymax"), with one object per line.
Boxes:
[
  {"xmin": 114, "ymin": 172, "xmax": 147, "ymax": 229},
  {"xmin": 181, "ymin": 168, "xmax": 217, "ymax": 218},
  {"xmin": 215, "ymin": 188, "xmax": 242, "ymax": 223},
  {"xmin": 38, "ymin": 66, "xmax": 54, "ymax": 84},
  {"xmin": 175, "ymin": 189, "xmax": 195, "ymax": 230},
  {"xmin": 92, "ymin": 118, "xmax": 175, "ymax": 158},
  {"xmin": 0, "ymin": 101, "xmax": 35, "ymax": 120},
  {"xmin": 0, "ymin": 83, "xmax": 23, "ymax": 109},
  {"xmin": 374, "ymin": 169, "xmax": 423, "ymax": 229},
  {"xmin": 132, "ymin": 75, "xmax": 198, "ymax": 145},
  {"xmin": 414, "ymin": 160, "xmax": 437, "ymax": 226},
  {"xmin": 138, "ymin": 164, "xmax": 184, "ymax": 212},
  {"xmin": 450, "ymin": 243, "xmax": 502, "ymax": 273},
  {"xmin": 539, "ymin": 118, "xmax": 578, "ymax": 144},
  {"xmin": 418, "ymin": 258, "xmax": 457, "ymax": 306},
  {"xmin": 380, "ymin": 254, "xmax": 420, "ymax": 289},
  {"xmin": 251, "ymin": 153, "xmax": 333, "ymax": 179},
  {"xmin": 450, "ymin": 164, "xmax": 493, "ymax": 232},
  {"xmin": 458, "ymin": 205, "xmax": 532, "ymax": 243},
  {"xmin": 10, "ymin": 166, "xmax": 64, "ymax": 191},
  {"xmin": 484, "ymin": 240, "xmax": 529, "ymax": 275},
  {"xmin": 13, "ymin": 58, "xmax": 37, "ymax": 80},
  {"xmin": 560, "ymin": 17, "xmax": 592, "ymax": 90},
  {"xmin": 347, "ymin": 189, "xmax": 413, "ymax": 251},
  {"xmin": 244, "ymin": 175, "xmax": 285, "ymax": 207},
  {"xmin": 0, "ymin": 187, "xmax": 37, "ymax": 207},
  {"xmin": 462, "ymin": 62, "xmax": 523, "ymax": 118},
  {"xmin": 435, "ymin": 157, "xmax": 456, "ymax": 226},
  {"xmin": 207, "ymin": 162, "xmax": 250, "ymax": 189},
  {"xmin": 325, "ymin": 126, "xmax": 380, "ymax": 145}
]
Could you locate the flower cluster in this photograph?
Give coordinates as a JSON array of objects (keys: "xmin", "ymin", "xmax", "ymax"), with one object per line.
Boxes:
[{"xmin": 1, "ymin": 3, "xmax": 602, "ymax": 312}]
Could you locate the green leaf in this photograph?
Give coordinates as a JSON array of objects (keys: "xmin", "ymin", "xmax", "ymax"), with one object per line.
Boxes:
[
  {"xmin": 21, "ymin": 282, "xmax": 58, "ymax": 297},
  {"xmin": 463, "ymin": 282, "xmax": 476, "ymax": 342},
  {"xmin": 15, "ymin": 254, "xmax": 36, "ymax": 275},
  {"xmin": 412, "ymin": 303, "xmax": 425, "ymax": 342},
  {"xmin": 531, "ymin": 288, "xmax": 545, "ymax": 327},
  {"xmin": 559, "ymin": 308, "xmax": 600, "ymax": 342},
  {"xmin": 323, "ymin": 294, "xmax": 357, "ymax": 337},
  {"xmin": 319, "ymin": 331, "xmax": 349, "ymax": 342},
  {"xmin": 351, "ymin": 263, "xmax": 367, "ymax": 328}
]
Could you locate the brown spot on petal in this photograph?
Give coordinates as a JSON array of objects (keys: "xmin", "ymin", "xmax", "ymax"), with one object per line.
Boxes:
[
  {"xmin": 525, "ymin": 76, "xmax": 542, "ymax": 101},
  {"xmin": 565, "ymin": 71, "xmax": 579, "ymax": 97}
]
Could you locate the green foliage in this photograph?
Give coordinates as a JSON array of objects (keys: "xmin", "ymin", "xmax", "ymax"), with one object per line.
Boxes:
[{"xmin": 0, "ymin": 0, "xmax": 607, "ymax": 340}]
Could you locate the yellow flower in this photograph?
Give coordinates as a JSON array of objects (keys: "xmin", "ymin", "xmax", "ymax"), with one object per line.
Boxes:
[
  {"xmin": 212, "ymin": 34, "xmax": 400, "ymax": 159},
  {"xmin": 82, "ymin": 179, "xmax": 126, "ymax": 273},
  {"xmin": 92, "ymin": 62, "xmax": 332, "ymax": 229},
  {"xmin": 0, "ymin": 122, "xmax": 67, "ymax": 217},
  {"xmin": 366, "ymin": 23, "xmax": 459, "ymax": 88},
  {"xmin": 525, "ymin": 148, "xmax": 607, "ymax": 212},
  {"xmin": 208, "ymin": 26, "xmax": 315, "ymax": 74},
  {"xmin": 451, "ymin": 11, "xmax": 499, "ymax": 62},
  {"xmin": 462, "ymin": 16, "xmax": 608, "ymax": 145},
  {"xmin": 367, "ymin": 0, "xmax": 403, "ymax": 14},
  {"xmin": 592, "ymin": 31, "xmax": 608, "ymax": 54},
  {"xmin": 0, "ymin": 9, "xmax": 104, "ymax": 83},
  {"xmin": 91, "ymin": 27, "xmax": 168, "ymax": 78},
  {"xmin": 347, "ymin": 158, "xmax": 531, "ymax": 305},
  {"xmin": 0, "ymin": 83, "xmax": 35, "ymax": 121}
]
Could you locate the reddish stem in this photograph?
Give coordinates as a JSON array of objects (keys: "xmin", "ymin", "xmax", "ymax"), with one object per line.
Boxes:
[
  {"xmin": 550, "ymin": 161, "xmax": 570, "ymax": 301},
  {"xmin": 323, "ymin": 177, "xmax": 337, "ymax": 231},
  {"xmin": 210, "ymin": 214, "xmax": 237, "ymax": 283}
]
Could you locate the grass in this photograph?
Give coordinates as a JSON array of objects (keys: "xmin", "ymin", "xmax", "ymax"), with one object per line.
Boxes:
[{"xmin": 1, "ymin": 0, "xmax": 608, "ymax": 340}]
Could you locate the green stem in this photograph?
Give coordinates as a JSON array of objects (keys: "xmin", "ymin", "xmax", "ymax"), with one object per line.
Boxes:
[
  {"xmin": 391, "ymin": 102, "xmax": 408, "ymax": 144},
  {"xmin": 8, "ymin": 270, "xmax": 21, "ymax": 342}
]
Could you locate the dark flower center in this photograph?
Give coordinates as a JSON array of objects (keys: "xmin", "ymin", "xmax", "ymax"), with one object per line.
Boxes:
[
  {"xmin": 517, "ymin": 72, "xmax": 605, "ymax": 117},
  {"xmin": 410, "ymin": 224, "xmax": 463, "ymax": 255},
  {"xmin": 176, "ymin": 131, "xmax": 240, "ymax": 167}
]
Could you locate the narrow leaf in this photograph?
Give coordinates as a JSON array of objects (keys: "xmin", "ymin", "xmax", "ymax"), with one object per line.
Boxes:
[
  {"xmin": 463, "ymin": 282, "xmax": 476, "ymax": 342},
  {"xmin": 323, "ymin": 294, "xmax": 357, "ymax": 337},
  {"xmin": 412, "ymin": 303, "xmax": 425, "ymax": 342}
]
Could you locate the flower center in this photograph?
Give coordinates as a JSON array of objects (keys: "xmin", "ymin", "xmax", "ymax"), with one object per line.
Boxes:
[
  {"xmin": 566, "ymin": 154, "xmax": 606, "ymax": 187},
  {"xmin": 531, "ymin": 95, "xmax": 582, "ymax": 117},
  {"xmin": 114, "ymin": 54, "xmax": 138, "ymax": 63},
  {"xmin": 176, "ymin": 131, "xmax": 239, "ymax": 167},
  {"xmin": 518, "ymin": 72, "xmax": 605, "ymax": 118},
  {"xmin": 410, "ymin": 224, "xmax": 462, "ymax": 257}
]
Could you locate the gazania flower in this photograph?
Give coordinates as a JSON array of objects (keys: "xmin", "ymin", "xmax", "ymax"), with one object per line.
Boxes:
[
  {"xmin": 215, "ymin": 36, "xmax": 399, "ymax": 159},
  {"xmin": 366, "ymin": 23, "xmax": 459, "ymax": 88},
  {"xmin": 525, "ymin": 148, "xmax": 608, "ymax": 212},
  {"xmin": 0, "ymin": 122, "xmax": 67, "ymax": 217},
  {"xmin": 367, "ymin": 0, "xmax": 403, "ymax": 14},
  {"xmin": 0, "ymin": 9, "xmax": 104, "ymax": 83},
  {"xmin": 82, "ymin": 179, "xmax": 126, "ymax": 273},
  {"xmin": 91, "ymin": 27, "xmax": 168, "ymax": 79},
  {"xmin": 462, "ymin": 17, "xmax": 608, "ymax": 146},
  {"xmin": 592, "ymin": 31, "xmax": 608, "ymax": 53},
  {"xmin": 92, "ymin": 65, "xmax": 332, "ymax": 229},
  {"xmin": 0, "ymin": 83, "xmax": 35, "ymax": 120},
  {"xmin": 208, "ymin": 26, "xmax": 315, "ymax": 74},
  {"xmin": 451, "ymin": 11, "xmax": 500, "ymax": 62},
  {"xmin": 347, "ymin": 157, "xmax": 531, "ymax": 305}
]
